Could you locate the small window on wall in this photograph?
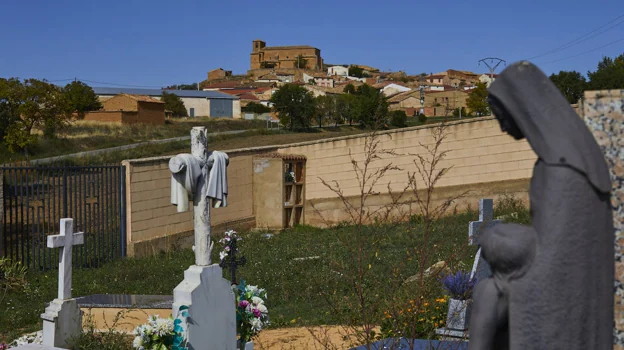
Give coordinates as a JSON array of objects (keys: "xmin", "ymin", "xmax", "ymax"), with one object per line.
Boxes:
[{"xmin": 434, "ymin": 108, "xmax": 437, "ymax": 116}]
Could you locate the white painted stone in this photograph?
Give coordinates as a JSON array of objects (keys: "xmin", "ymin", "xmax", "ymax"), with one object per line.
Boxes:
[
  {"xmin": 40, "ymin": 299, "xmax": 82, "ymax": 349},
  {"xmin": 47, "ymin": 218, "xmax": 84, "ymax": 300},
  {"xmin": 172, "ymin": 264, "xmax": 236, "ymax": 350}
]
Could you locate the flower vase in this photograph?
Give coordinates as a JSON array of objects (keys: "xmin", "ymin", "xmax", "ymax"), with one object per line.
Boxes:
[
  {"xmin": 446, "ymin": 298, "xmax": 471, "ymax": 330},
  {"xmin": 238, "ymin": 340, "xmax": 253, "ymax": 350}
]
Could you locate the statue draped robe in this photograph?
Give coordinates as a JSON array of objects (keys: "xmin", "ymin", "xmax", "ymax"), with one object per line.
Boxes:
[{"xmin": 468, "ymin": 61, "xmax": 614, "ymax": 350}]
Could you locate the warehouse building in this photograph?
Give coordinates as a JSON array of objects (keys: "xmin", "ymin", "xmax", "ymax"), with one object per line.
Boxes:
[{"xmin": 93, "ymin": 87, "xmax": 241, "ymax": 118}]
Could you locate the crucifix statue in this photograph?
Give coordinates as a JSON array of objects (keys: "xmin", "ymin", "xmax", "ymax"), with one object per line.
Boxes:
[
  {"xmin": 170, "ymin": 126, "xmax": 229, "ymax": 265},
  {"xmin": 170, "ymin": 127, "xmax": 237, "ymax": 349}
]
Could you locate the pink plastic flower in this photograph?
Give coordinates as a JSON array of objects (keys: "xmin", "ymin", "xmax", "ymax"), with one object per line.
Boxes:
[
  {"xmin": 253, "ymin": 308, "xmax": 262, "ymax": 318},
  {"xmin": 239, "ymin": 300, "xmax": 249, "ymax": 308}
]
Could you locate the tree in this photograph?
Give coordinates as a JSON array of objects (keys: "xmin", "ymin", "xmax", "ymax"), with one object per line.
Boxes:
[
  {"xmin": 295, "ymin": 55, "xmax": 308, "ymax": 69},
  {"xmin": 63, "ymin": 81, "xmax": 102, "ymax": 118},
  {"xmin": 269, "ymin": 84, "xmax": 316, "ymax": 130},
  {"xmin": 389, "ymin": 110, "xmax": 407, "ymax": 127},
  {"xmin": 242, "ymin": 102, "xmax": 271, "ymax": 114},
  {"xmin": 316, "ymin": 95, "xmax": 337, "ymax": 127},
  {"xmin": 161, "ymin": 91, "xmax": 188, "ymax": 117},
  {"xmin": 353, "ymin": 84, "xmax": 389, "ymax": 128},
  {"xmin": 343, "ymin": 83, "xmax": 356, "ymax": 94},
  {"xmin": 466, "ymin": 82, "xmax": 490, "ymax": 116},
  {"xmin": 163, "ymin": 83, "xmax": 198, "ymax": 90},
  {"xmin": 336, "ymin": 93, "xmax": 358, "ymax": 126},
  {"xmin": 549, "ymin": 71, "xmax": 587, "ymax": 104},
  {"xmin": 0, "ymin": 78, "xmax": 72, "ymax": 153},
  {"xmin": 349, "ymin": 65, "xmax": 365, "ymax": 78},
  {"xmin": 587, "ymin": 53, "xmax": 624, "ymax": 90}
]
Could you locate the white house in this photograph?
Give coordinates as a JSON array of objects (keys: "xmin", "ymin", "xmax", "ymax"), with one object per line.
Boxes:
[
  {"xmin": 93, "ymin": 87, "xmax": 241, "ymax": 119},
  {"xmin": 346, "ymin": 76, "xmax": 366, "ymax": 83},
  {"xmin": 303, "ymin": 73, "xmax": 335, "ymax": 88},
  {"xmin": 327, "ymin": 66, "xmax": 349, "ymax": 76}
]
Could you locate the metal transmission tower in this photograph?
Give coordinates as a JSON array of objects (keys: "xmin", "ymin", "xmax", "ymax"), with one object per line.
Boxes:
[{"xmin": 478, "ymin": 57, "xmax": 507, "ymax": 81}]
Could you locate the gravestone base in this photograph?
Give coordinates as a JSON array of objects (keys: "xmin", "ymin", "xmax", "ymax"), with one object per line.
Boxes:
[
  {"xmin": 40, "ymin": 299, "xmax": 82, "ymax": 348},
  {"xmin": 172, "ymin": 264, "xmax": 236, "ymax": 350},
  {"xmin": 11, "ymin": 345, "xmax": 66, "ymax": 350},
  {"xmin": 434, "ymin": 328, "xmax": 468, "ymax": 341}
]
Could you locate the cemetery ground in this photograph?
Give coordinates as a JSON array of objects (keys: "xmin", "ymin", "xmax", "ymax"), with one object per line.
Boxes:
[{"xmin": 0, "ymin": 195, "xmax": 530, "ymax": 348}]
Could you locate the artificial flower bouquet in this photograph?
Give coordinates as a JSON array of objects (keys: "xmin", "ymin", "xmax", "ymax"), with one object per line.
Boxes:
[
  {"xmin": 233, "ymin": 280, "xmax": 270, "ymax": 343},
  {"xmin": 132, "ymin": 306, "xmax": 189, "ymax": 350}
]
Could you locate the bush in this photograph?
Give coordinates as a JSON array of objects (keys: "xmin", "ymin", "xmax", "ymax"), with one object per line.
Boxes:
[
  {"xmin": 70, "ymin": 310, "xmax": 134, "ymax": 350},
  {"xmin": 417, "ymin": 113, "xmax": 427, "ymax": 124},
  {"xmin": 242, "ymin": 102, "xmax": 271, "ymax": 114},
  {"xmin": 0, "ymin": 258, "xmax": 28, "ymax": 298},
  {"xmin": 390, "ymin": 110, "xmax": 407, "ymax": 128}
]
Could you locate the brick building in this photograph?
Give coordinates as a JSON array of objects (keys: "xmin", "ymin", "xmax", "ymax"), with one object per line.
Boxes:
[
  {"xmin": 84, "ymin": 94, "xmax": 165, "ymax": 125},
  {"xmin": 207, "ymin": 68, "xmax": 232, "ymax": 82},
  {"xmin": 250, "ymin": 40, "xmax": 323, "ymax": 71}
]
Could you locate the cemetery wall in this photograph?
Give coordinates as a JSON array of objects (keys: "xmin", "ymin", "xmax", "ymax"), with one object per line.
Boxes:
[
  {"xmin": 122, "ymin": 151, "xmax": 269, "ymax": 257},
  {"xmin": 277, "ymin": 117, "xmax": 537, "ymax": 226}
]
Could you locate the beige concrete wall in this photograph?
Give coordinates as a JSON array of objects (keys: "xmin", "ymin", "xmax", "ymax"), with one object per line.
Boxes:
[
  {"xmin": 276, "ymin": 117, "xmax": 536, "ymax": 225},
  {"xmin": 122, "ymin": 154, "xmax": 255, "ymax": 257}
]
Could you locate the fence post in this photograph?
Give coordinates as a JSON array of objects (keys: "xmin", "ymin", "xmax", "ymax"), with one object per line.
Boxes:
[
  {"xmin": 120, "ymin": 165, "xmax": 127, "ymax": 258},
  {"xmin": 62, "ymin": 167, "xmax": 68, "ymax": 218}
]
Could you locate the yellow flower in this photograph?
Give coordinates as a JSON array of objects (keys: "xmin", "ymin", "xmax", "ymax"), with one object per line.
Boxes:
[
  {"xmin": 418, "ymin": 318, "xmax": 424, "ymax": 322},
  {"xmin": 436, "ymin": 306, "xmax": 440, "ymax": 310},
  {"xmin": 434, "ymin": 322, "xmax": 439, "ymax": 327},
  {"xmin": 407, "ymin": 308, "xmax": 412, "ymax": 312},
  {"xmin": 424, "ymin": 302, "xmax": 429, "ymax": 307}
]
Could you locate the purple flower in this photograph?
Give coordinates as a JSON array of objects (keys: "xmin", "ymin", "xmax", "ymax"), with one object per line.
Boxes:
[
  {"xmin": 252, "ymin": 308, "xmax": 262, "ymax": 318},
  {"xmin": 239, "ymin": 300, "xmax": 249, "ymax": 308}
]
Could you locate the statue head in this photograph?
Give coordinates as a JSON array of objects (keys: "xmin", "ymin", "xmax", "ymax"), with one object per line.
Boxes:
[{"xmin": 488, "ymin": 95, "xmax": 524, "ymax": 140}]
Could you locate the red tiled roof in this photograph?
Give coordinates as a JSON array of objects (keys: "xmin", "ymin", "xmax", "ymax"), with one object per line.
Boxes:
[
  {"xmin": 238, "ymin": 93, "xmax": 259, "ymax": 101},
  {"xmin": 202, "ymin": 81, "xmax": 243, "ymax": 89}
]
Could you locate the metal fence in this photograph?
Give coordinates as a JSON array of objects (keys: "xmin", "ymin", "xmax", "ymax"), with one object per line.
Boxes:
[{"xmin": 0, "ymin": 165, "xmax": 126, "ymax": 270}]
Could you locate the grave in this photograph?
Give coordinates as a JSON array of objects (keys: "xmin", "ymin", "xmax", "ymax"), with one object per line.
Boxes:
[
  {"xmin": 169, "ymin": 126, "xmax": 237, "ymax": 349},
  {"xmin": 435, "ymin": 198, "xmax": 501, "ymax": 341},
  {"xmin": 40, "ymin": 218, "xmax": 84, "ymax": 349}
]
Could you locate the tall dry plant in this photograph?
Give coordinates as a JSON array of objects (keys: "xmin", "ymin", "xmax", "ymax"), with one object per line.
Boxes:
[{"xmin": 307, "ymin": 121, "xmax": 470, "ymax": 350}]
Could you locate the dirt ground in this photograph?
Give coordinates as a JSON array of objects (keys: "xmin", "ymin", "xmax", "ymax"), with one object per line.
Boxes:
[{"xmin": 254, "ymin": 325, "xmax": 380, "ymax": 350}]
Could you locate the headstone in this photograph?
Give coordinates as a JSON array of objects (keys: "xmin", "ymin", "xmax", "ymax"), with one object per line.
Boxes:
[
  {"xmin": 170, "ymin": 127, "xmax": 236, "ymax": 350},
  {"xmin": 468, "ymin": 199, "xmax": 502, "ymax": 282},
  {"xmin": 40, "ymin": 218, "xmax": 84, "ymax": 349}
]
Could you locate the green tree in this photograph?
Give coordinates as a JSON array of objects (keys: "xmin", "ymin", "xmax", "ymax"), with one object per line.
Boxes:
[
  {"xmin": 0, "ymin": 78, "xmax": 72, "ymax": 153},
  {"xmin": 163, "ymin": 83, "xmax": 198, "ymax": 90},
  {"xmin": 549, "ymin": 71, "xmax": 587, "ymax": 104},
  {"xmin": 343, "ymin": 83, "xmax": 356, "ymax": 94},
  {"xmin": 587, "ymin": 53, "xmax": 624, "ymax": 90},
  {"xmin": 295, "ymin": 55, "xmax": 308, "ymax": 69},
  {"xmin": 353, "ymin": 84, "xmax": 388, "ymax": 128},
  {"xmin": 389, "ymin": 110, "xmax": 407, "ymax": 127},
  {"xmin": 467, "ymin": 82, "xmax": 490, "ymax": 116},
  {"xmin": 161, "ymin": 91, "xmax": 188, "ymax": 117},
  {"xmin": 336, "ymin": 93, "xmax": 358, "ymax": 125},
  {"xmin": 349, "ymin": 65, "xmax": 365, "ymax": 78},
  {"xmin": 269, "ymin": 84, "xmax": 316, "ymax": 130},
  {"xmin": 316, "ymin": 95, "xmax": 337, "ymax": 127},
  {"xmin": 63, "ymin": 81, "xmax": 102, "ymax": 118},
  {"xmin": 242, "ymin": 102, "xmax": 271, "ymax": 114}
]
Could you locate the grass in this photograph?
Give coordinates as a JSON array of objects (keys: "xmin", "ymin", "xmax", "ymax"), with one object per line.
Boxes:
[
  {"xmin": 0, "ymin": 195, "xmax": 530, "ymax": 343},
  {"xmin": 39, "ymin": 126, "xmax": 369, "ymax": 166},
  {"xmin": 0, "ymin": 118, "xmax": 267, "ymax": 164}
]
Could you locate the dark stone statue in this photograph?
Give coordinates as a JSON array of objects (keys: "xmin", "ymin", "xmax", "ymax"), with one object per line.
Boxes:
[{"xmin": 468, "ymin": 61, "xmax": 614, "ymax": 350}]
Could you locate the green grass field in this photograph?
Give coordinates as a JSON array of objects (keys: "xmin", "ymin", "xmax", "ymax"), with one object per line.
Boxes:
[{"xmin": 0, "ymin": 195, "xmax": 530, "ymax": 343}]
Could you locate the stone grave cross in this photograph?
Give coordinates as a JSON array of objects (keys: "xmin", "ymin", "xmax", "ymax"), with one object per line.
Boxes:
[
  {"xmin": 469, "ymin": 199, "xmax": 502, "ymax": 282},
  {"xmin": 48, "ymin": 218, "xmax": 84, "ymax": 299},
  {"xmin": 170, "ymin": 127, "xmax": 237, "ymax": 349},
  {"xmin": 40, "ymin": 218, "xmax": 84, "ymax": 349}
]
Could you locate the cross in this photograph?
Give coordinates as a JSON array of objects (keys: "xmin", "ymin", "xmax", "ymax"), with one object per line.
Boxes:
[
  {"xmin": 47, "ymin": 218, "xmax": 84, "ymax": 300},
  {"xmin": 468, "ymin": 199, "xmax": 502, "ymax": 281},
  {"xmin": 219, "ymin": 238, "xmax": 246, "ymax": 285}
]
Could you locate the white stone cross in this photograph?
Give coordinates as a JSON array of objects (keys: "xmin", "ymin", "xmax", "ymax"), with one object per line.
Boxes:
[
  {"xmin": 47, "ymin": 218, "xmax": 84, "ymax": 300},
  {"xmin": 469, "ymin": 199, "xmax": 502, "ymax": 281}
]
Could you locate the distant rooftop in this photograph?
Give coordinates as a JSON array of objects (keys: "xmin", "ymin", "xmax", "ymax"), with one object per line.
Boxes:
[
  {"xmin": 92, "ymin": 87, "xmax": 238, "ymax": 100},
  {"xmin": 261, "ymin": 45, "xmax": 317, "ymax": 51}
]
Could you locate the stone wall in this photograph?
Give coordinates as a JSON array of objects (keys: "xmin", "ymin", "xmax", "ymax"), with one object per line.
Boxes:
[
  {"xmin": 122, "ymin": 153, "xmax": 260, "ymax": 257},
  {"xmin": 581, "ymin": 89, "xmax": 624, "ymax": 350},
  {"xmin": 83, "ymin": 111, "xmax": 134, "ymax": 123},
  {"xmin": 135, "ymin": 101, "xmax": 166, "ymax": 125}
]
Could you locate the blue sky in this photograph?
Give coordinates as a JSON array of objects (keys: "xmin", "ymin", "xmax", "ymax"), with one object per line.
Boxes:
[{"xmin": 1, "ymin": 0, "xmax": 622, "ymax": 88}]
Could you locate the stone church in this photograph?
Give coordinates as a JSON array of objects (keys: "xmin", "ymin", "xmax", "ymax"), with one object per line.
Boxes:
[{"xmin": 250, "ymin": 40, "xmax": 323, "ymax": 71}]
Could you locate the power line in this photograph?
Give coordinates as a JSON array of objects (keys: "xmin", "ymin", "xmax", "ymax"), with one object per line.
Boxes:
[
  {"xmin": 540, "ymin": 36, "xmax": 624, "ymax": 65},
  {"xmin": 79, "ymin": 78, "xmax": 163, "ymax": 88},
  {"xmin": 526, "ymin": 13, "xmax": 624, "ymax": 60}
]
